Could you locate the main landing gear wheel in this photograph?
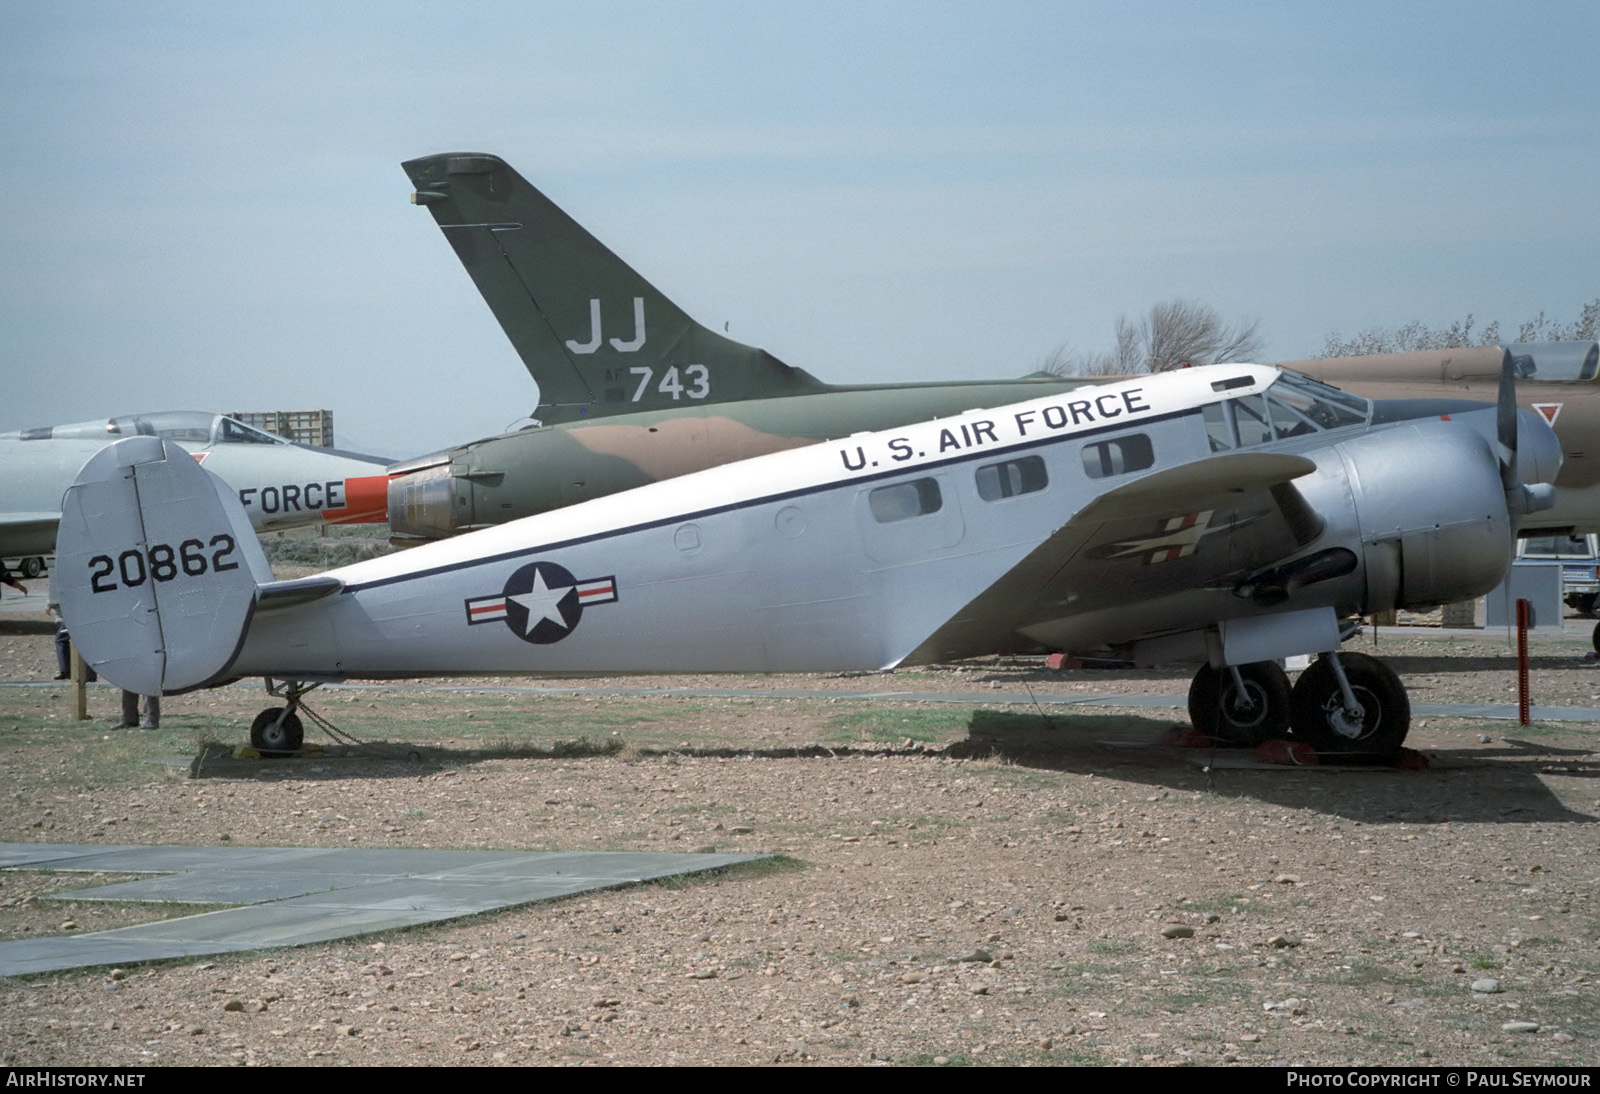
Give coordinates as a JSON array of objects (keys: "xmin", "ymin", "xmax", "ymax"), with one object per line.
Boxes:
[
  {"xmin": 1187, "ymin": 662, "xmax": 1290, "ymax": 746},
  {"xmin": 250, "ymin": 708, "xmax": 304, "ymax": 757},
  {"xmin": 1289, "ymin": 652, "xmax": 1410, "ymax": 755}
]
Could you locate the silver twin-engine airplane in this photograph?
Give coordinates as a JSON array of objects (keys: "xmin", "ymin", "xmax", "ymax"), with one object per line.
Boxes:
[{"xmin": 56, "ymin": 361, "xmax": 1559, "ymax": 759}]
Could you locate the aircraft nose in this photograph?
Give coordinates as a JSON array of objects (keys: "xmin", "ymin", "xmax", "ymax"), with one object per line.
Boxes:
[{"xmin": 1517, "ymin": 406, "xmax": 1562, "ymax": 485}]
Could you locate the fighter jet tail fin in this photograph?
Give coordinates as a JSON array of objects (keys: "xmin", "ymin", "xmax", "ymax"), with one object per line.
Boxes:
[
  {"xmin": 403, "ymin": 152, "xmax": 832, "ymax": 424},
  {"xmin": 55, "ymin": 438, "xmax": 274, "ymax": 695}
]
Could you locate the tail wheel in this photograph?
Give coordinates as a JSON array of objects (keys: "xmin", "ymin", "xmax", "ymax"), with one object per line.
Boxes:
[
  {"xmin": 1289, "ymin": 652, "xmax": 1410, "ymax": 755},
  {"xmin": 1187, "ymin": 662, "xmax": 1290, "ymax": 746},
  {"xmin": 250, "ymin": 708, "xmax": 304, "ymax": 757}
]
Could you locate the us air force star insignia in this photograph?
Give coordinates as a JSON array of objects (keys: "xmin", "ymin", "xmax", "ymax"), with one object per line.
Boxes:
[
  {"xmin": 463, "ymin": 561, "xmax": 619, "ymax": 644},
  {"xmin": 1098, "ymin": 510, "xmax": 1217, "ymax": 564}
]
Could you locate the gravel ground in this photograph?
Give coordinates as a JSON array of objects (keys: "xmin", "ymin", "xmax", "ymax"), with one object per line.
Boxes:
[{"xmin": 0, "ymin": 619, "xmax": 1596, "ymax": 1067}]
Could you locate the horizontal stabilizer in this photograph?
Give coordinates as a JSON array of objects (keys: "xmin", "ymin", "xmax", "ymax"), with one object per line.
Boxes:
[
  {"xmin": 0, "ymin": 513, "xmax": 61, "ymax": 557},
  {"xmin": 256, "ymin": 576, "xmax": 343, "ymax": 610},
  {"xmin": 55, "ymin": 438, "xmax": 269, "ymax": 694}
]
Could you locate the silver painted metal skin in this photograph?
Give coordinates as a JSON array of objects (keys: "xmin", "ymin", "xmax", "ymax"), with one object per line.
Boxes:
[
  {"xmin": 0, "ymin": 411, "xmax": 388, "ymax": 563},
  {"xmin": 54, "ymin": 365, "xmax": 1560, "ymax": 697}
]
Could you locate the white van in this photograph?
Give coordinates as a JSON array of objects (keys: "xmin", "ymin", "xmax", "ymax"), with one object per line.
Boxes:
[{"xmin": 1518, "ymin": 533, "xmax": 1600, "ymax": 615}]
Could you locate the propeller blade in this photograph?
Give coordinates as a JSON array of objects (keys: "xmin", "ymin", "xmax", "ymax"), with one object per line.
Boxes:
[{"xmin": 1498, "ymin": 348, "xmax": 1518, "ymax": 493}]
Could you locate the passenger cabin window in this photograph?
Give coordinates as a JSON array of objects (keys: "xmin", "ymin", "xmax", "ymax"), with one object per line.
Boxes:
[
  {"xmin": 975, "ymin": 456, "xmax": 1048, "ymax": 501},
  {"xmin": 869, "ymin": 478, "xmax": 942, "ymax": 523},
  {"xmin": 1082, "ymin": 434, "xmax": 1154, "ymax": 479}
]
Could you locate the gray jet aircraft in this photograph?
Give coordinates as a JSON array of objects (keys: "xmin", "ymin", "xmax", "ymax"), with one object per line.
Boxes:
[
  {"xmin": 1, "ymin": 411, "xmax": 391, "ymax": 577},
  {"xmin": 55, "ymin": 361, "xmax": 1558, "ymax": 760}
]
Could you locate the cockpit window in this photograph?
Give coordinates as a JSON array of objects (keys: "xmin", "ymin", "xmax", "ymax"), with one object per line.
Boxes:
[
  {"xmin": 106, "ymin": 412, "xmax": 211, "ymax": 442},
  {"xmin": 1232, "ymin": 393, "xmax": 1275, "ymax": 446},
  {"xmin": 1508, "ymin": 341, "xmax": 1600, "ymax": 383},
  {"xmin": 1270, "ymin": 373, "xmax": 1369, "ymax": 430},
  {"xmin": 1203, "ymin": 402, "xmax": 1234, "ymax": 451},
  {"xmin": 1213, "ymin": 374, "xmax": 1371, "ymax": 448},
  {"xmin": 216, "ymin": 417, "xmax": 283, "ymax": 444},
  {"xmin": 8, "ymin": 411, "xmax": 289, "ymax": 446}
]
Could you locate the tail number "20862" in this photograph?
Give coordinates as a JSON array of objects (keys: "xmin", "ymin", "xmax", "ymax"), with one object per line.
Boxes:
[{"xmin": 88, "ymin": 535, "xmax": 239, "ymax": 593}]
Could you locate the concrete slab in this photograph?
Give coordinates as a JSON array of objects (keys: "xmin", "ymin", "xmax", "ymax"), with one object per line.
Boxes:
[{"xmin": 0, "ymin": 843, "xmax": 764, "ymax": 977}]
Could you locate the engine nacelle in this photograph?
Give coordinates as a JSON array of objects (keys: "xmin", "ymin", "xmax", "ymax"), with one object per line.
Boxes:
[{"xmin": 1340, "ymin": 422, "xmax": 1514, "ymax": 610}]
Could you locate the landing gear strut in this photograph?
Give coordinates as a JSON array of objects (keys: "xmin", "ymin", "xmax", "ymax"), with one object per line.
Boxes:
[
  {"xmin": 1187, "ymin": 662, "xmax": 1290, "ymax": 746},
  {"xmin": 1288, "ymin": 651, "xmax": 1410, "ymax": 755}
]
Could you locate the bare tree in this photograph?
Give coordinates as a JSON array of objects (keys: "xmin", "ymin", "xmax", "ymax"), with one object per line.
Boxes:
[
  {"xmin": 1042, "ymin": 300, "xmax": 1262, "ymax": 376},
  {"xmin": 1320, "ymin": 298, "xmax": 1596, "ymax": 357}
]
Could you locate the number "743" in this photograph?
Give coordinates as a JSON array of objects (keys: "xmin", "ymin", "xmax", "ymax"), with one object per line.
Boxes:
[{"xmin": 629, "ymin": 365, "xmax": 710, "ymax": 402}]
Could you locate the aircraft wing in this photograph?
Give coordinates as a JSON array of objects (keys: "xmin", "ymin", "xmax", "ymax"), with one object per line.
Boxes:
[
  {"xmin": 0, "ymin": 513, "xmax": 62, "ymax": 558},
  {"xmin": 904, "ymin": 451, "xmax": 1328, "ymax": 663}
]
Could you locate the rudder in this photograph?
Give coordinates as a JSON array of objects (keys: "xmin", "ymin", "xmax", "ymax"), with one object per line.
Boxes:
[
  {"xmin": 403, "ymin": 152, "xmax": 830, "ymax": 423},
  {"xmin": 56, "ymin": 438, "xmax": 269, "ymax": 694}
]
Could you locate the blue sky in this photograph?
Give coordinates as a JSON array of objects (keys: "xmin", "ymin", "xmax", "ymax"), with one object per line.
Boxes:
[{"xmin": 2, "ymin": 1, "xmax": 1596, "ymax": 455}]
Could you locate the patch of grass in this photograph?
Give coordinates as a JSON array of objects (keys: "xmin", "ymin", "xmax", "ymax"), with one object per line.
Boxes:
[
  {"xmin": 1088, "ymin": 939, "xmax": 1137, "ymax": 955},
  {"xmin": 824, "ymin": 708, "xmax": 968, "ymax": 744},
  {"xmin": 1160, "ymin": 981, "xmax": 1252, "ymax": 1012},
  {"xmin": 260, "ymin": 533, "xmax": 395, "ymax": 568},
  {"xmin": 1323, "ymin": 960, "xmax": 1436, "ymax": 992},
  {"xmin": 1177, "ymin": 893, "xmax": 1261, "ymax": 916},
  {"xmin": 1045, "ymin": 974, "xmax": 1091, "ymax": 999},
  {"xmin": 1501, "ymin": 724, "xmax": 1597, "ymax": 740},
  {"xmin": 485, "ymin": 734, "xmax": 623, "ymax": 759}
]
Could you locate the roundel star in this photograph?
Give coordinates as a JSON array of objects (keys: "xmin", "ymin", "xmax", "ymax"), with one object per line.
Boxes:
[
  {"xmin": 509, "ymin": 566, "xmax": 575, "ymax": 637},
  {"xmin": 463, "ymin": 561, "xmax": 620, "ymax": 645}
]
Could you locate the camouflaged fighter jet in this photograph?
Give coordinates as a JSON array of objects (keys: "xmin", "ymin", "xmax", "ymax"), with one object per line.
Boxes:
[
  {"xmin": 56, "ymin": 359, "xmax": 1558, "ymax": 759},
  {"xmin": 0, "ymin": 411, "xmax": 390, "ymax": 577},
  {"xmin": 387, "ymin": 152, "xmax": 1088, "ymax": 541},
  {"xmin": 1289, "ymin": 341, "xmax": 1600, "ymax": 536}
]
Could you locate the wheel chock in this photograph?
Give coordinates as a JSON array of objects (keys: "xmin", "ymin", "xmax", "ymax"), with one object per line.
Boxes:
[{"xmin": 1255, "ymin": 738, "xmax": 1319, "ymax": 765}]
